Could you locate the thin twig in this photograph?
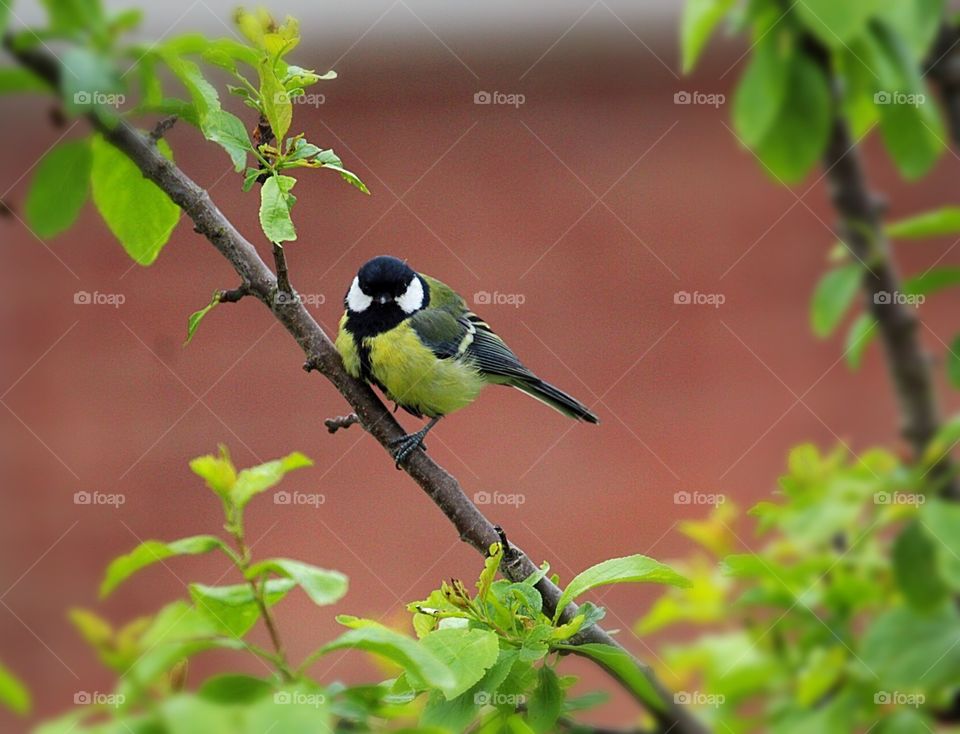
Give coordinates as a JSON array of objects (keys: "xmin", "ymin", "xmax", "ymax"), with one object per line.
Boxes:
[
  {"xmin": 149, "ymin": 115, "xmax": 177, "ymax": 143},
  {"xmin": 324, "ymin": 413, "xmax": 360, "ymax": 433}
]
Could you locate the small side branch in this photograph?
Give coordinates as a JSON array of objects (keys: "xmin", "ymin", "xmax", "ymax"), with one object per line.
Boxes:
[
  {"xmin": 149, "ymin": 115, "xmax": 178, "ymax": 143},
  {"xmin": 324, "ymin": 413, "xmax": 360, "ymax": 433}
]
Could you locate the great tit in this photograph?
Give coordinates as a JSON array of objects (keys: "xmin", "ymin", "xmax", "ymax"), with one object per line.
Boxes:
[{"xmin": 336, "ymin": 255, "xmax": 599, "ymax": 465}]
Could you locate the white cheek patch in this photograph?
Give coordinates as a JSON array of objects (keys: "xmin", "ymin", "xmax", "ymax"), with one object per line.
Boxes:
[
  {"xmin": 346, "ymin": 276, "xmax": 372, "ymax": 312},
  {"xmin": 396, "ymin": 277, "xmax": 425, "ymax": 314}
]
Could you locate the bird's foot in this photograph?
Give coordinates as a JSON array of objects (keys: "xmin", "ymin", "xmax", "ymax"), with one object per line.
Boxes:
[{"xmin": 389, "ymin": 430, "xmax": 430, "ymax": 468}]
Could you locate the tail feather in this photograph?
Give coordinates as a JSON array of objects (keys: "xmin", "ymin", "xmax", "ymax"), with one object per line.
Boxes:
[{"xmin": 512, "ymin": 378, "xmax": 599, "ymax": 424}]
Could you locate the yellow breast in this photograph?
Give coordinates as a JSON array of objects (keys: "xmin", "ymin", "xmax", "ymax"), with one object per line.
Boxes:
[{"xmin": 366, "ymin": 323, "xmax": 485, "ymax": 417}]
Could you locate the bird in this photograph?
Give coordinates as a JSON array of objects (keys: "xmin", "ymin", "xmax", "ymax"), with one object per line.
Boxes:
[{"xmin": 335, "ymin": 255, "xmax": 599, "ymax": 467}]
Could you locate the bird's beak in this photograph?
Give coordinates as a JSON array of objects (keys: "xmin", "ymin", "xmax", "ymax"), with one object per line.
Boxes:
[{"xmin": 376, "ymin": 294, "xmax": 391, "ymax": 305}]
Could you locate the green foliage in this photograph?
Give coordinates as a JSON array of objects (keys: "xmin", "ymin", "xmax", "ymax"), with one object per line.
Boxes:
[
  {"xmin": 0, "ymin": 659, "xmax": 30, "ymax": 716},
  {"xmin": 680, "ymin": 0, "xmax": 735, "ymax": 72},
  {"xmin": 31, "ymin": 444, "xmax": 679, "ymax": 732},
  {"xmin": 90, "ymin": 134, "xmax": 181, "ymax": 265},
  {"xmin": 717, "ymin": 0, "xmax": 947, "ymax": 182},
  {"xmin": 810, "ymin": 263, "xmax": 862, "ymax": 338},
  {"xmin": 100, "ymin": 535, "xmax": 228, "ymax": 598},
  {"xmin": 184, "ymin": 291, "xmax": 221, "ymax": 345},
  {"xmin": 24, "ymin": 139, "xmax": 91, "ymax": 238},
  {"xmin": 2, "ymin": 2, "xmax": 367, "ymax": 269},
  {"xmin": 552, "ymin": 554, "xmax": 691, "ymax": 623},
  {"xmin": 887, "ymin": 206, "xmax": 960, "ymax": 238},
  {"xmin": 639, "ymin": 444, "xmax": 959, "ymax": 732}
]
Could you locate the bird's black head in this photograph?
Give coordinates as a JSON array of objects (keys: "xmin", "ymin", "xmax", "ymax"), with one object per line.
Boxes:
[{"xmin": 345, "ymin": 255, "xmax": 429, "ymax": 318}]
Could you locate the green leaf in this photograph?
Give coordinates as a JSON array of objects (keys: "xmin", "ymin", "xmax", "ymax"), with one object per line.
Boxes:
[
  {"xmin": 680, "ymin": 0, "xmax": 735, "ymax": 72},
  {"xmin": 185, "ymin": 291, "xmax": 221, "ymax": 346},
  {"xmin": 100, "ymin": 535, "xmax": 227, "ymax": 598},
  {"xmin": 527, "ymin": 666, "xmax": 563, "ymax": 734},
  {"xmin": 259, "ymin": 57, "xmax": 293, "ymax": 142},
  {"xmin": 121, "ymin": 600, "xmax": 245, "ymax": 694},
  {"xmin": 874, "ymin": 0, "xmax": 945, "ymax": 60},
  {"xmin": 845, "ymin": 313, "xmax": 877, "ymax": 370},
  {"xmin": 867, "ymin": 22, "xmax": 945, "ymax": 180},
  {"xmin": 190, "ymin": 578, "xmax": 295, "ymax": 637},
  {"xmin": 795, "ymin": 0, "xmax": 878, "ymax": 47},
  {"xmin": 321, "ymin": 163, "xmax": 370, "ymax": 194},
  {"xmin": 197, "ymin": 674, "xmax": 273, "ymax": 703},
  {"xmin": 0, "ymin": 68, "xmax": 50, "ymax": 94},
  {"xmin": 553, "ymin": 554, "xmax": 690, "ymax": 623},
  {"xmin": 246, "ymin": 558, "xmax": 347, "ymax": 606},
  {"xmin": 0, "ymin": 660, "xmax": 30, "ymax": 715},
  {"xmin": 164, "ymin": 54, "xmax": 219, "ymax": 119},
  {"xmin": 903, "ymin": 266, "xmax": 960, "ymax": 297},
  {"xmin": 320, "ymin": 627, "xmax": 456, "ymax": 692},
  {"xmin": 810, "ymin": 263, "xmax": 862, "ymax": 338},
  {"xmin": 861, "ymin": 602, "xmax": 960, "ymax": 689},
  {"xmin": 892, "ymin": 520, "xmax": 949, "ymax": 610},
  {"xmin": 477, "ymin": 542, "xmax": 502, "ymax": 602},
  {"xmin": 60, "ymin": 46, "xmax": 122, "ymax": 116},
  {"xmin": 189, "ymin": 446, "xmax": 236, "ymax": 498},
  {"xmin": 948, "ymin": 334, "xmax": 960, "ymax": 389},
  {"xmin": 752, "ymin": 51, "xmax": 831, "ymax": 183},
  {"xmin": 920, "ymin": 499, "xmax": 960, "ymax": 590},
  {"xmin": 41, "ymin": 0, "xmax": 105, "ymax": 33},
  {"xmin": 203, "ymin": 109, "xmax": 252, "ymax": 172},
  {"xmin": 90, "ymin": 134, "xmax": 180, "ymax": 265},
  {"xmin": 259, "ymin": 174, "xmax": 297, "ymax": 243},
  {"xmin": 231, "ymin": 451, "xmax": 312, "ymax": 508},
  {"xmin": 419, "ymin": 628, "xmax": 499, "ymax": 699},
  {"xmin": 733, "ymin": 34, "xmax": 790, "ymax": 147},
  {"xmin": 0, "ymin": 2, "xmax": 9, "ymax": 39},
  {"xmin": 887, "ymin": 207, "xmax": 960, "ymax": 239},
  {"xmin": 565, "ymin": 643, "xmax": 664, "ymax": 712},
  {"xmin": 24, "ymin": 139, "xmax": 91, "ymax": 238}
]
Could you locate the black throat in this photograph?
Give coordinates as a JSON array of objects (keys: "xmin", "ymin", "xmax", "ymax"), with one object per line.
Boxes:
[{"xmin": 343, "ymin": 275, "xmax": 431, "ymax": 382}]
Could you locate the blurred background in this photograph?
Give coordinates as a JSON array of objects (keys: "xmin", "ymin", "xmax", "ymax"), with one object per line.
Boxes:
[{"xmin": 2, "ymin": 0, "xmax": 960, "ymax": 729}]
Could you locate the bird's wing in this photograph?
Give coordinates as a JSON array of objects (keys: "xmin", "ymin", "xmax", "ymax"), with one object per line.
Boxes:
[
  {"xmin": 407, "ymin": 307, "xmax": 471, "ymax": 360},
  {"xmin": 414, "ymin": 274, "xmax": 536, "ymax": 380}
]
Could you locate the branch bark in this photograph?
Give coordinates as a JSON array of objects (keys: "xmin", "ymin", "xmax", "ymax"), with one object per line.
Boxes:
[{"xmin": 5, "ymin": 38, "xmax": 707, "ymax": 734}]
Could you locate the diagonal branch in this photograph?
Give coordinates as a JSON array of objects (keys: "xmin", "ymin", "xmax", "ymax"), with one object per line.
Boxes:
[{"xmin": 5, "ymin": 38, "xmax": 707, "ymax": 734}]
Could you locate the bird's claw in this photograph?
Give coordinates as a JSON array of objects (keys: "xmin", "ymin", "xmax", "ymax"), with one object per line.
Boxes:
[{"xmin": 389, "ymin": 432, "xmax": 428, "ymax": 469}]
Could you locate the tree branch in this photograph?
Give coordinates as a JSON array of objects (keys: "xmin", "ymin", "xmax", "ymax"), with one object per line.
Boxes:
[
  {"xmin": 928, "ymin": 23, "xmax": 960, "ymax": 145},
  {"xmin": 5, "ymin": 38, "xmax": 706, "ymax": 734},
  {"xmin": 808, "ymin": 38, "xmax": 960, "ymax": 499}
]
